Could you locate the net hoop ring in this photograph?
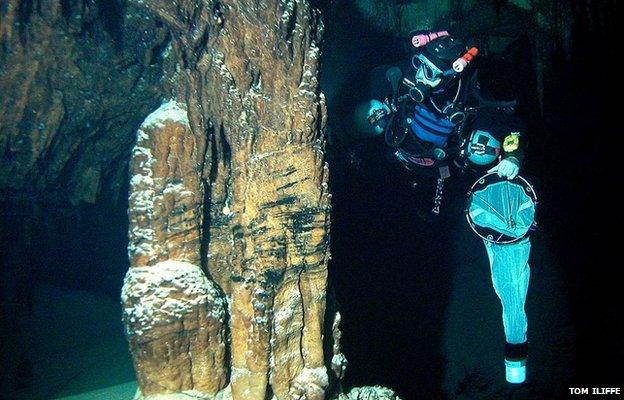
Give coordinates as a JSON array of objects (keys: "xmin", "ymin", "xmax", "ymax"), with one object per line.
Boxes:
[{"xmin": 465, "ymin": 172, "xmax": 538, "ymax": 244}]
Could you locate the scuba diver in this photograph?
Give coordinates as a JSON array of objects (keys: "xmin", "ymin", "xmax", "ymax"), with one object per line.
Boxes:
[{"xmin": 358, "ymin": 30, "xmax": 532, "ymax": 385}]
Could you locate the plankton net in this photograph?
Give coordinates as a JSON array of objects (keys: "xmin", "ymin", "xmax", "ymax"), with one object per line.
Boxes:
[{"xmin": 466, "ymin": 173, "xmax": 537, "ymax": 244}]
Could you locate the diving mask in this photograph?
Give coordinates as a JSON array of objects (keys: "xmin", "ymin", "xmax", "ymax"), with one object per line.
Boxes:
[{"xmin": 413, "ymin": 54, "xmax": 444, "ymax": 87}]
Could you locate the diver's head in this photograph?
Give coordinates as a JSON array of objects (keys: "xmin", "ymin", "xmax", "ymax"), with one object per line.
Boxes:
[{"xmin": 407, "ymin": 32, "xmax": 478, "ymax": 103}]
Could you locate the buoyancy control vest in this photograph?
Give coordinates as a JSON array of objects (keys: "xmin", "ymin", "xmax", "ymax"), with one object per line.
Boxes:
[{"xmin": 409, "ymin": 104, "xmax": 455, "ymax": 147}]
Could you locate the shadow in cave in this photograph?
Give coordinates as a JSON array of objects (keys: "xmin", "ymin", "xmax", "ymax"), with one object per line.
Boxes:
[
  {"xmin": 32, "ymin": 180, "xmax": 131, "ymax": 301},
  {"xmin": 0, "ymin": 168, "xmax": 135, "ymax": 397},
  {"xmin": 319, "ymin": 2, "xmax": 559, "ymax": 399},
  {"xmin": 318, "ymin": 4, "xmax": 459, "ymax": 397},
  {"xmin": 329, "ymin": 138, "xmax": 462, "ymax": 399},
  {"xmin": 538, "ymin": 4, "xmax": 622, "ymax": 386}
]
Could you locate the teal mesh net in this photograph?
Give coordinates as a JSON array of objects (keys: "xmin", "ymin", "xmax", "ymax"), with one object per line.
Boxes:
[{"xmin": 468, "ymin": 181, "xmax": 535, "ymax": 239}]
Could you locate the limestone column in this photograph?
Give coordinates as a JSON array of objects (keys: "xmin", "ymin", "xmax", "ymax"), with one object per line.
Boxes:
[
  {"xmin": 126, "ymin": 0, "xmax": 344, "ymax": 398},
  {"xmin": 122, "ymin": 101, "xmax": 227, "ymax": 397}
]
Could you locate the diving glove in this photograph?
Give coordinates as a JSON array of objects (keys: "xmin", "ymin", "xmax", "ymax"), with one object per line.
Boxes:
[{"xmin": 488, "ymin": 157, "xmax": 520, "ymax": 180}]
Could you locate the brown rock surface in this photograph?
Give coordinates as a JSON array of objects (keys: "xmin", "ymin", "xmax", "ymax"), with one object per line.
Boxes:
[
  {"xmin": 126, "ymin": 101, "xmax": 205, "ymax": 268},
  {"xmin": 0, "ymin": 0, "xmax": 168, "ymax": 200},
  {"xmin": 122, "ymin": 260, "xmax": 227, "ymax": 396},
  {"xmin": 121, "ymin": 0, "xmax": 346, "ymax": 399},
  {"xmin": 0, "ymin": 0, "xmax": 168, "ymax": 392},
  {"xmin": 122, "ymin": 101, "xmax": 227, "ymax": 396}
]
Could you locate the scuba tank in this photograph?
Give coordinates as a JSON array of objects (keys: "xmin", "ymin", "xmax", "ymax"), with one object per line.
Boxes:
[{"xmin": 465, "ymin": 130, "xmax": 501, "ymax": 165}]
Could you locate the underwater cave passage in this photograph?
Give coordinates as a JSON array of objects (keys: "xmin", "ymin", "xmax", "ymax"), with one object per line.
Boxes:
[{"xmin": 1, "ymin": 1, "xmax": 622, "ymax": 399}]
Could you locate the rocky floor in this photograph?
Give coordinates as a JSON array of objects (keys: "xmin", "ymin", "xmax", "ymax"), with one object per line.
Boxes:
[{"xmin": 7, "ymin": 284, "xmax": 137, "ymax": 400}]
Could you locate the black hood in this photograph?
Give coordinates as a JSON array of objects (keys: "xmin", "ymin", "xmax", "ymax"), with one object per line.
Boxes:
[{"xmin": 421, "ymin": 35, "xmax": 467, "ymax": 71}]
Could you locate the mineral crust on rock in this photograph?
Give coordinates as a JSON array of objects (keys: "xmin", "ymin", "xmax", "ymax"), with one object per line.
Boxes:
[
  {"xmin": 338, "ymin": 386, "xmax": 403, "ymax": 400},
  {"xmin": 127, "ymin": 100, "xmax": 204, "ymax": 267},
  {"xmin": 122, "ymin": 260, "xmax": 227, "ymax": 396},
  {"xmin": 122, "ymin": 100, "xmax": 228, "ymax": 396},
  {"xmin": 122, "ymin": 0, "xmax": 345, "ymax": 399}
]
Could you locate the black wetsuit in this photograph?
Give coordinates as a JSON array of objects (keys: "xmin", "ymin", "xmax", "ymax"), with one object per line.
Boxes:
[{"xmin": 369, "ymin": 65, "xmax": 526, "ymax": 218}]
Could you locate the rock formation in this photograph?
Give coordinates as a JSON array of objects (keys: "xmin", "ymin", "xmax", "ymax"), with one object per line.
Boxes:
[
  {"xmin": 121, "ymin": 1, "xmax": 346, "ymax": 399},
  {"xmin": 339, "ymin": 386, "xmax": 402, "ymax": 400},
  {"xmin": 0, "ymin": 0, "xmax": 168, "ymax": 200},
  {"xmin": 123, "ymin": 101, "xmax": 228, "ymax": 396},
  {"xmin": 0, "ymin": 0, "xmax": 168, "ymax": 391}
]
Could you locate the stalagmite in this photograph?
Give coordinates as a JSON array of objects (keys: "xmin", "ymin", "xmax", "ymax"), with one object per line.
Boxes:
[
  {"xmin": 122, "ymin": 101, "xmax": 228, "ymax": 397},
  {"xmin": 122, "ymin": 1, "xmax": 344, "ymax": 399}
]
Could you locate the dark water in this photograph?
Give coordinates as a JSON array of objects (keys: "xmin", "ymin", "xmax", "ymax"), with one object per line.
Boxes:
[{"xmin": 321, "ymin": 2, "xmax": 622, "ymax": 399}]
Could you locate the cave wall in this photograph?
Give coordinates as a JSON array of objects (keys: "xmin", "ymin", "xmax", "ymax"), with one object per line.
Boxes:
[
  {"xmin": 0, "ymin": 0, "xmax": 172, "ymax": 298},
  {"xmin": 0, "ymin": 0, "xmax": 171, "ymax": 391},
  {"xmin": 0, "ymin": 0, "xmax": 170, "ymax": 200}
]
